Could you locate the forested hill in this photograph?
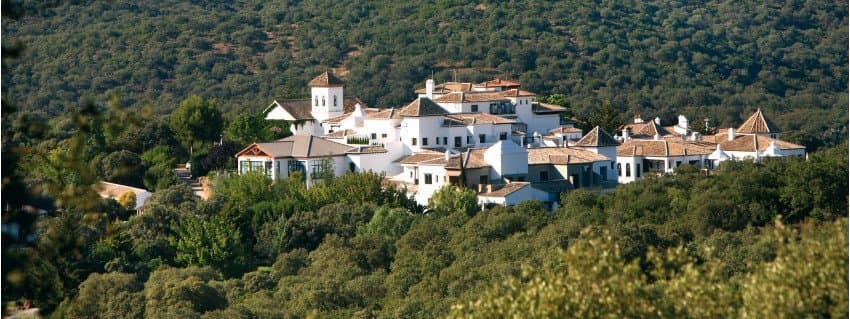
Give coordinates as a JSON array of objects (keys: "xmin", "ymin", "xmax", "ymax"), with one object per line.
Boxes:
[{"xmin": 3, "ymin": 1, "xmax": 847, "ymax": 145}]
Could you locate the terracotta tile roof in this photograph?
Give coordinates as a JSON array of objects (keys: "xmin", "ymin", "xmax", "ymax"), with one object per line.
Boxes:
[
  {"xmin": 737, "ymin": 108, "xmax": 780, "ymax": 134},
  {"xmin": 236, "ymin": 135, "xmax": 353, "ymax": 158},
  {"xmin": 268, "ymin": 97, "xmax": 367, "ymax": 121},
  {"xmin": 397, "ymin": 97, "xmax": 449, "ymax": 117},
  {"xmin": 443, "ymin": 113, "xmax": 516, "ymax": 126},
  {"xmin": 531, "ymin": 102, "xmax": 567, "ymax": 114},
  {"xmin": 459, "ymin": 148, "xmax": 490, "ymax": 169},
  {"xmin": 398, "ymin": 151, "xmax": 447, "ymax": 165},
  {"xmin": 616, "ymin": 139, "xmax": 715, "ymax": 157},
  {"xmin": 527, "ymin": 147, "xmax": 610, "ymax": 165},
  {"xmin": 444, "ymin": 82, "xmax": 474, "ymax": 92},
  {"xmin": 365, "ymin": 107, "xmax": 402, "ymax": 120},
  {"xmin": 719, "ymin": 135, "xmax": 804, "ymax": 152},
  {"xmin": 476, "ymin": 78, "xmax": 521, "ymax": 88},
  {"xmin": 479, "ymin": 182, "xmax": 528, "ymax": 197},
  {"xmin": 308, "ymin": 71, "xmax": 344, "ymax": 87},
  {"xmin": 501, "ymin": 89, "xmax": 536, "ymax": 97},
  {"xmin": 622, "ymin": 121, "xmax": 668, "ymax": 137},
  {"xmin": 414, "ymin": 82, "xmax": 473, "ymax": 94},
  {"xmin": 432, "ymin": 92, "xmax": 511, "ymax": 103},
  {"xmin": 549, "ymin": 126, "xmax": 583, "ymax": 134},
  {"xmin": 574, "ymin": 126, "xmax": 619, "ymax": 147}
]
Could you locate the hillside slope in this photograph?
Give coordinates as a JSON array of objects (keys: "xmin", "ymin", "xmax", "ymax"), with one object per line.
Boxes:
[{"xmin": 3, "ymin": 0, "xmax": 847, "ymax": 146}]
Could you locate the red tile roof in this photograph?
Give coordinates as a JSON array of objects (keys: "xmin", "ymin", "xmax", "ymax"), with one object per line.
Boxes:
[{"xmin": 308, "ymin": 72, "xmax": 344, "ymax": 87}]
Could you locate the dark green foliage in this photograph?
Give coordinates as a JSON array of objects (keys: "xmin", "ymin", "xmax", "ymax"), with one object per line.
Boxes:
[
  {"xmin": 66, "ymin": 272, "xmax": 145, "ymax": 319},
  {"xmin": 169, "ymin": 95, "xmax": 223, "ymax": 153},
  {"xmin": 143, "ymin": 267, "xmax": 227, "ymax": 318},
  {"xmin": 171, "ymin": 214, "xmax": 252, "ymax": 277},
  {"xmin": 2, "ymin": 0, "xmax": 846, "ymax": 149},
  {"xmin": 97, "ymin": 150, "xmax": 143, "ymax": 187}
]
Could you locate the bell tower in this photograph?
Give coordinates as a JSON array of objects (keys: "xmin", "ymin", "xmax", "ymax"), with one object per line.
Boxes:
[{"xmin": 308, "ymin": 71, "xmax": 345, "ymax": 122}]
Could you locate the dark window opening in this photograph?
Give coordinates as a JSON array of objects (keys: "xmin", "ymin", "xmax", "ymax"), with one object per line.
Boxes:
[
  {"xmin": 626, "ymin": 163, "xmax": 631, "ymax": 177},
  {"xmin": 499, "ymin": 132, "xmax": 507, "ymax": 140},
  {"xmin": 479, "ymin": 134, "xmax": 486, "ymax": 143},
  {"xmin": 412, "ymin": 138, "xmax": 417, "ymax": 145},
  {"xmin": 454, "ymin": 136, "xmax": 462, "ymax": 147},
  {"xmin": 471, "ymin": 104, "xmax": 479, "ymax": 112},
  {"xmin": 424, "ymin": 173, "xmax": 432, "ymax": 184},
  {"xmin": 423, "ymin": 138, "xmax": 429, "ymax": 146}
]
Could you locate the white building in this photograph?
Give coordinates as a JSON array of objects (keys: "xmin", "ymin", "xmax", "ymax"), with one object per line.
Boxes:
[
  {"xmin": 614, "ymin": 109, "xmax": 806, "ymax": 183},
  {"xmin": 239, "ymin": 72, "xmax": 807, "ymax": 207}
]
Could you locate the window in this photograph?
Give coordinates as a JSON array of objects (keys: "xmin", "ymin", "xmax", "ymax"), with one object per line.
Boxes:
[
  {"xmin": 435, "ymin": 137, "xmax": 440, "ymax": 145},
  {"xmin": 371, "ymin": 133, "xmax": 377, "ymax": 139},
  {"xmin": 333, "ymin": 95, "xmax": 337, "ymax": 106},
  {"xmin": 617, "ymin": 163, "xmax": 622, "ymax": 176},
  {"xmin": 636, "ymin": 164, "xmax": 641, "ymax": 178},
  {"xmin": 479, "ymin": 134, "xmax": 486, "ymax": 143},
  {"xmin": 314, "ymin": 96, "xmax": 318, "ymax": 106},
  {"xmin": 424, "ymin": 173, "xmax": 433, "ymax": 184},
  {"xmin": 443, "ymin": 137, "xmax": 448, "ymax": 145},
  {"xmin": 499, "ymin": 132, "xmax": 507, "ymax": 140},
  {"xmin": 381, "ymin": 133, "xmax": 387, "ymax": 138},
  {"xmin": 480, "ymin": 175, "xmax": 488, "ymax": 185},
  {"xmin": 311, "ymin": 159, "xmax": 332, "ymax": 179},
  {"xmin": 423, "ymin": 138, "xmax": 429, "ymax": 146},
  {"xmin": 540, "ymin": 171, "xmax": 549, "ymax": 181},
  {"xmin": 454, "ymin": 136, "xmax": 462, "ymax": 147},
  {"xmin": 471, "ymin": 104, "xmax": 479, "ymax": 112},
  {"xmin": 240, "ymin": 160, "xmax": 267, "ymax": 174},
  {"xmin": 676, "ymin": 161, "xmax": 682, "ymax": 167},
  {"xmin": 411, "ymin": 138, "xmax": 417, "ymax": 145},
  {"xmin": 626, "ymin": 163, "xmax": 631, "ymax": 177},
  {"xmin": 349, "ymin": 162, "xmax": 356, "ymax": 172},
  {"xmin": 466, "ymin": 136, "xmax": 471, "ymax": 144},
  {"xmin": 321, "ymin": 96, "xmax": 325, "ymax": 106},
  {"xmin": 611, "ymin": 162, "xmax": 615, "ymax": 169},
  {"xmin": 288, "ymin": 160, "xmax": 305, "ymax": 175}
]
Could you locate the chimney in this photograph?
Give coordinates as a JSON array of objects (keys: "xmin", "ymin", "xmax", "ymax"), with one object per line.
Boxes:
[
  {"xmin": 622, "ymin": 127, "xmax": 630, "ymax": 140},
  {"xmin": 654, "ymin": 117, "xmax": 661, "ymax": 125},
  {"xmin": 654, "ymin": 133, "xmax": 660, "ymax": 140},
  {"xmin": 728, "ymin": 128, "xmax": 735, "ymax": 141},
  {"xmin": 426, "ymin": 79, "xmax": 435, "ymax": 98},
  {"xmin": 634, "ymin": 116, "xmax": 644, "ymax": 124}
]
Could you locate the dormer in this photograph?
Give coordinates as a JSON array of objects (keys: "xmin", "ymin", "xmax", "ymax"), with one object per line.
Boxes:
[{"xmin": 309, "ymin": 72, "xmax": 345, "ymax": 122}]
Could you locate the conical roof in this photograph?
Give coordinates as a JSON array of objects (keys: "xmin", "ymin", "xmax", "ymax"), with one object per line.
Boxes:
[
  {"xmin": 574, "ymin": 126, "xmax": 619, "ymax": 147},
  {"xmin": 397, "ymin": 97, "xmax": 449, "ymax": 117},
  {"xmin": 308, "ymin": 71, "xmax": 344, "ymax": 87},
  {"xmin": 737, "ymin": 108, "xmax": 779, "ymax": 134}
]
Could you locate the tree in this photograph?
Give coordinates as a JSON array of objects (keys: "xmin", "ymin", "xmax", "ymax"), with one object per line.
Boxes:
[
  {"xmin": 357, "ymin": 206, "xmax": 416, "ymax": 241},
  {"xmin": 224, "ymin": 113, "xmax": 273, "ymax": 146},
  {"xmin": 428, "ymin": 185, "xmax": 480, "ymax": 216},
  {"xmin": 143, "ymin": 266, "xmax": 227, "ymax": 318},
  {"xmin": 169, "ymin": 95, "xmax": 223, "ymax": 157},
  {"xmin": 66, "ymin": 272, "xmax": 145, "ymax": 319},
  {"xmin": 170, "ymin": 214, "xmax": 252, "ymax": 277},
  {"xmin": 588, "ymin": 100, "xmax": 623, "ymax": 134}
]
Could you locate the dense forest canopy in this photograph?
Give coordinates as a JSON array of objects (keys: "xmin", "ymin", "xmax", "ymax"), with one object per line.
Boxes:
[
  {"xmin": 2, "ymin": 1, "xmax": 848, "ymax": 318},
  {"xmin": 3, "ymin": 0, "xmax": 848, "ymax": 149}
]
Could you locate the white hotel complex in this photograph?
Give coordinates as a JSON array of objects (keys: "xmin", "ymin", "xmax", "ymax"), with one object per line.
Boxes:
[{"xmin": 236, "ymin": 72, "xmax": 806, "ymax": 208}]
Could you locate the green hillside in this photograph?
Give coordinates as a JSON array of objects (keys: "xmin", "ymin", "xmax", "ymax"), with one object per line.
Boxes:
[{"xmin": 3, "ymin": 0, "xmax": 847, "ymax": 148}]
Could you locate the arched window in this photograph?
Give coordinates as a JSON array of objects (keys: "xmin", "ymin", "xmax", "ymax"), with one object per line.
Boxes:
[
  {"xmin": 321, "ymin": 96, "xmax": 325, "ymax": 106},
  {"xmin": 626, "ymin": 163, "xmax": 631, "ymax": 177},
  {"xmin": 617, "ymin": 163, "xmax": 622, "ymax": 176},
  {"xmin": 333, "ymin": 95, "xmax": 337, "ymax": 107},
  {"xmin": 314, "ymin": 96, "xmax": 318, "ymax": 106}
]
